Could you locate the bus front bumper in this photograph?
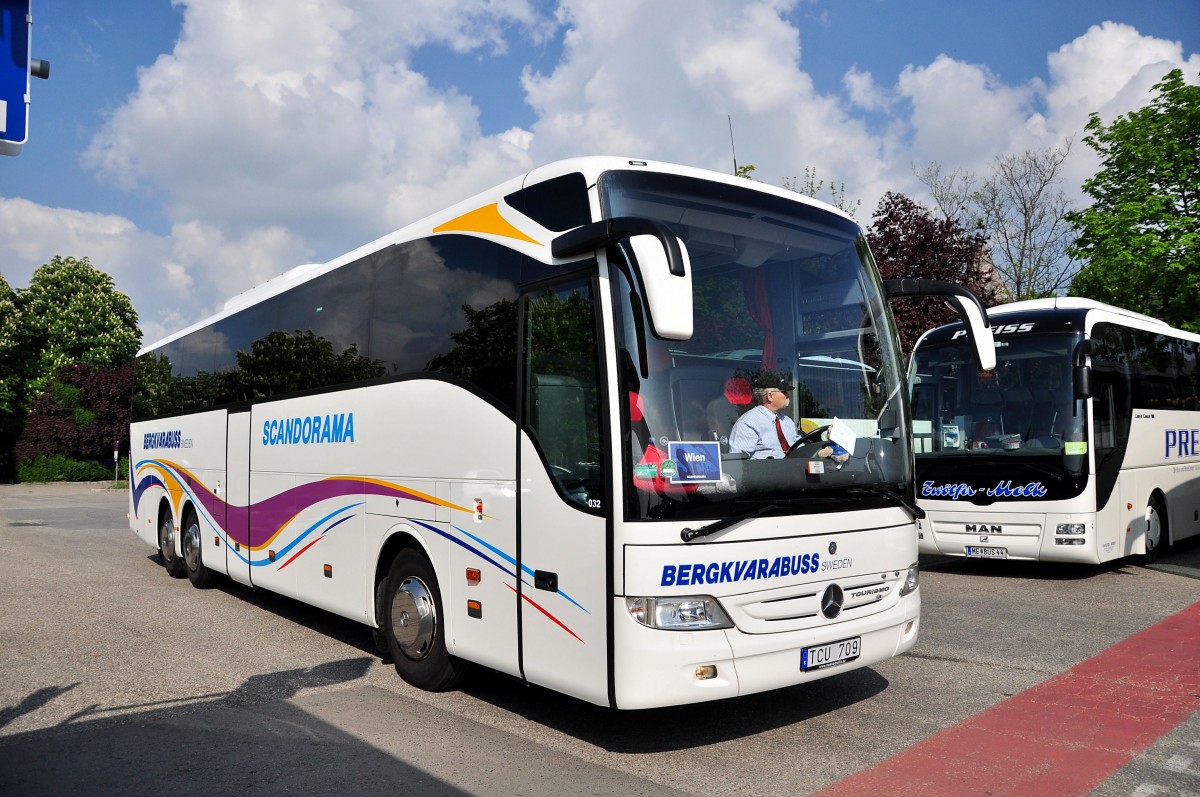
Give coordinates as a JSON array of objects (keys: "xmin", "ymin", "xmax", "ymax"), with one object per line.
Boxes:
[
  {"xmin": 918, "ymin": 511, "xmax": 1100, "ymax": 563},
  {"xmin": 610, "ymin": 592, "xmax": 920, "ymax": 710}
]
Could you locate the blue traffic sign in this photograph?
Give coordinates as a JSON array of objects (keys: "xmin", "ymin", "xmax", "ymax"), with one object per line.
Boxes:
[{"xmin": 1, "ymin": 0, "xmax": 33, "ymax": 155}]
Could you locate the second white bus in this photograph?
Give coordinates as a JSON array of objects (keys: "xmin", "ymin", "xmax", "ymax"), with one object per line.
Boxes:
[{"xmin": 910, "ymin": 297, "xmax": 1200, "ymax": 563}]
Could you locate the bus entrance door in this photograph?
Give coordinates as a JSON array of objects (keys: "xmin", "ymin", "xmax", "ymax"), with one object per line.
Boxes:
[{"xmin": 516, "ymin": 279, "xmax": 609, "ymax": 705}]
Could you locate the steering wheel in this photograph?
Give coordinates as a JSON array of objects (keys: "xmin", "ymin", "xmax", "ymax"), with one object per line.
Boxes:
[{"xmin": 784, "ymin": 426, "xmax": 828, "ymax": 458}]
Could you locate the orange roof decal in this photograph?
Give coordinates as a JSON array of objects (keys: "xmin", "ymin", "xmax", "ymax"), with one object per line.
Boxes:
[{"xmin": 432, "ymin": 203, "xmax": 542, "ymax": 246}]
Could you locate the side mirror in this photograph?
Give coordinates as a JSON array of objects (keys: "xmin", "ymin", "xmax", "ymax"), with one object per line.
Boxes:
[
  {"xmin": 884, "ymin": 278, "xmax": 995, "ymax": 371},
  {"xmin": 1072, "ymin": 339, "xmax": 1093, "ymax": 399},
  {"xmin": 625, "ymin": 235, "xmax": 693, "ymax": 340},
  {"xmin": 553, "ymin": 216, "xmax": 693, "ymax": 340}
]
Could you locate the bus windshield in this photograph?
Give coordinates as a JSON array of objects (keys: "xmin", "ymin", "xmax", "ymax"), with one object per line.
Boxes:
[
  {"xmin": 600, "ymin": 171, "xmax": 911, "ymax": 521},
  {"xmin": 909, "ymin": 330, "xmax": 1089, "ymax": 496}
]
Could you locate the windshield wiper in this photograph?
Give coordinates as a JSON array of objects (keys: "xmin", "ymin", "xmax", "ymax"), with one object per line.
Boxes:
[
  {"xmin": 846, "ymin": 485, "xmax": 925, "ymax": 520},
  {"xmin": 680, "ymin": 503, "xmax": 781, "ymax": 542}
]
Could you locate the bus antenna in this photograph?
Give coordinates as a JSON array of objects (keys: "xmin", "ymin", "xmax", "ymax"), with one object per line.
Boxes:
[{"xmin": 728, "ymin": 115, "xmax": 739, "ymax": 175}]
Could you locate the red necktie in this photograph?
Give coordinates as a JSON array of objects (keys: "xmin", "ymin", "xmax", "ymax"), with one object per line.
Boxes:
[{"xmin": 775, "ymin": 416, "xmax": 790, "ymax": 454}]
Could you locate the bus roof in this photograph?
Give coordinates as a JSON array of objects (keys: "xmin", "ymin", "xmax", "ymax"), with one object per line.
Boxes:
[
  {"xmin": 914, "ymin": 296, "xmax": 1200, "ymax": 349},
  {"xmin": 987, "ymin": 297, "xmax": 1169, "ymax": 327}
]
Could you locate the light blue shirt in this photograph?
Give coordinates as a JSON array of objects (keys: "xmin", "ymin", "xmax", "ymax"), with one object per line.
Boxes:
[{"xmin": 728, "ymin": 404, "xmax": 797, "ymax": 459}]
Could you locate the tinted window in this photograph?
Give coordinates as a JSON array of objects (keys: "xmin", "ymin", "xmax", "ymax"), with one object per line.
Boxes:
[
  {"xmin": 135, "ymin": 235, "xmax": 523, "ymax": 419},
  {"xmin": 276, "ymin": 259, "xmax": 372, "ymax": 357},
  {"xmin": 505, "ymin": 172, "xmax": 591, "ymax": 232},
  {"xmin": 370, "ymin": 236, "xmax": 520, "ymax": 413}
]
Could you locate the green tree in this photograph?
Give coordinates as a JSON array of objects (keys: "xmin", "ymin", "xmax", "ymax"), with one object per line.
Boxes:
[
  {"xmin": 1069, "ymin": 69, "xmax": 1200, "ymax": 331},
  {"xmin": 19, "ymin": 256, "xmax": 142, "ymax": 396},
  {"xmin": 0, "ymin": 273, "xmax": 32, "ymax": 477}
]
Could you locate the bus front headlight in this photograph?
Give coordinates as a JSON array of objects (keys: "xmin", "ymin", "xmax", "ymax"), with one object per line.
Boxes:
[
  {"xmin": 626, "ymin": 596, "xmax": 733, "ymax": 630},
  {"xmin": 899, "ymin": 562, "xmax": 919, "ymax": 596}
]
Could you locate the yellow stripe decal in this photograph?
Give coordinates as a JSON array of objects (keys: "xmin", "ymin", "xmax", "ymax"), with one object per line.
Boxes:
[{"xmin": 432, "ymin": 203, "xmax": 542, "ymax": 246}]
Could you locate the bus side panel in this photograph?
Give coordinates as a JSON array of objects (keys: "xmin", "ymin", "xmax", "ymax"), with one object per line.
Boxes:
[
  {"xmin": 129, "ymin": 418, "xmax": 163, "ymax": 550},
  {"xmin": 291, "ymin": 485, "xmax": 366, "ymax": 621},
  {"xmin": 247, "ymin": 471, "xmax": 298, "ymax": 600},
  {"xmin": 446, "ymin": 480, "xmax": 519, "ymax": 678},
  {"xmin": 244, "ymin": 381, "xmax": 520, "ymax": 640},
  {"xmin": 518, "ymin": 435, "xmax": 609, "ymax": 706},
  {"xmin": 130, "ymin": 411, "xmax": 228, "ymax": 562},
  {"xmin": 1123, "ymin": 410, "xmax": 1200, "ymax": 546}
]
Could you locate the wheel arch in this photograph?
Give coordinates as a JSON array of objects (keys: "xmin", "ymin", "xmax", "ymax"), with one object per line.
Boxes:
[
  {"xmin": 372, "ymin": 526, "xmax": 432, "ymax": 626},
  {"xmin": 1149, "ymin": 487, "xmax": 1170, "ymax": 547}
]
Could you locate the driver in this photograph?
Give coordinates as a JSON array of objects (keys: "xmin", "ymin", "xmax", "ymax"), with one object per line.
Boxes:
[{"xmin": 728, "ymin": 373, "xmax": 798, "ymax": 459}]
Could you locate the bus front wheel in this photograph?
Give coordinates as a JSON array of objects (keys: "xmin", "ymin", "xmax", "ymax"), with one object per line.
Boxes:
[
  {"xmin": 381, "ymin": 549, "xmax": 466, "ymax": 691},
  {"xmin": 1138, "ymin": 497, "xmax": 1167, "ymax": 565},
  {"xmin": 158, "ymin": 513, "xmax": 185, "ymax": 578}
]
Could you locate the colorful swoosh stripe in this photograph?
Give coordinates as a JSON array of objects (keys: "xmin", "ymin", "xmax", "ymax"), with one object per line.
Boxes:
[{"xmin": 132, "ymin": 459, "xmax": 586, "ymax": 641}]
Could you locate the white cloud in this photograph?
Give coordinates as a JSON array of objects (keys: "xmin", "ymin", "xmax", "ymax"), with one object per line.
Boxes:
[
  {"xmin": 81, "ymin": 0, "xmax": 550, "ymax": 253},
  {"xmin": 0, "ymin": 198, "xmax": 311, "ymax": 346},
  {"xmin": 843, "ymin": 66, "xmax": 891, "ymax": 112},
  {"xmin": 521, "ymin": 0, "xmax": 890, "ymax": 213},
  {"xmin": 1045, "ymin": 22, "xmax": 1200, "ymax": 133},
  {"xmin": 6, "ymin": 0, "xmax": 1192, "ymax": 345},
  {"xmin": 897, "ymin": 55, "xmax": 1039, "ymax": 172}
]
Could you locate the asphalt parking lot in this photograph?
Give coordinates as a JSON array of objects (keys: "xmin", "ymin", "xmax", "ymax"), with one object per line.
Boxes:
[{"xmin": 1, "ymin": 481, "xmax": 1198, "ymax": 796}]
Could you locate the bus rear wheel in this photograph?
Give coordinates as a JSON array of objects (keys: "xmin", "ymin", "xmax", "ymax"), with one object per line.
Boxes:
[
  {"xmin": 1138, "ymin": 497, "xmax": 1167, "ymax": 565},
  {"xmin": 181, "ymin": 508, "xmax": 214, "ymax": 588},
  {"xmin": 158, "ymin": 513, "xmax": 185, "ymax": 578},
  {"xmin": 381, "ymin": 549, "xmax": 466, "ymax": 691}
]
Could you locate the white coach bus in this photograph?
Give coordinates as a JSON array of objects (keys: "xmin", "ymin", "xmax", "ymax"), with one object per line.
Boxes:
[
  {"xmin": 129, "ymin": 157, "xmax": 992, "ymax": 709},
  {"xmin": 910, "ymin": 297, "xmax": 1200, "ymax": 564}
]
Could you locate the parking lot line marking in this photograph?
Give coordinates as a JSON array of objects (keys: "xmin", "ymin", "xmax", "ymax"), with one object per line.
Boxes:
[{"xmin": 810, "ymin": 600, "xmax": 1200, "ymax": 797}]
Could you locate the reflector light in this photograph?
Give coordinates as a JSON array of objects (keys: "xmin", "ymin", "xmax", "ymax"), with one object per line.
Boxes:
[
  {"xmin": 323, "ymin": 564, "xmax": 333, "ymax": 577},
  {"xmin": 466, "ymin": 568, "xmax": 481, "ymax": 584},
  {"xmin": 467, "ymin": 599, "xmax": 482, "ymax": 618}
]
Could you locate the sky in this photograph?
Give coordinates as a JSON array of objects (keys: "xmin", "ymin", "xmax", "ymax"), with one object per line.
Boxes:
[{"xmin": 1, "ymin": 0, "xmax": 1198, "ymax": 347}]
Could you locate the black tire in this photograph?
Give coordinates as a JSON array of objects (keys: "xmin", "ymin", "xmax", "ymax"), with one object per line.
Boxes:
[
  {"xmin": 380, "ymin": 549, "xmax": 466, "ymax": 691},
  {"xmin": 1138, "ymin": 496, "xmax": 1167, "ymax": 565},
  {"xmin": 158, "ymin": 512, "xmax": 185, "ymax": 578},
  {"xmin": 372, "ymin": 578, "xmax": 392, "ymax": 659},
  {"xmin": 181, "ymin": 508, "xmax": 214, "ymax": 588}
]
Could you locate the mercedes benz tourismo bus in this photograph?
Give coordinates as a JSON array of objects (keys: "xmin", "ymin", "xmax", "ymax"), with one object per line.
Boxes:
[{"xmin": 130, "ymin": 157, "xmax": 992, "ymax": 708}]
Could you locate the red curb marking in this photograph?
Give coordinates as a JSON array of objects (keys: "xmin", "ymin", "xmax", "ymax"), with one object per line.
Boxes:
[{"xmin": 810, "ymin": 600, "xmax": 1200, "ymax": 797}]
